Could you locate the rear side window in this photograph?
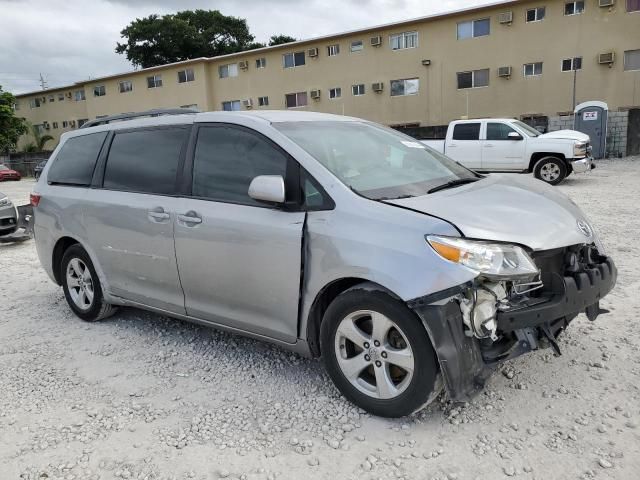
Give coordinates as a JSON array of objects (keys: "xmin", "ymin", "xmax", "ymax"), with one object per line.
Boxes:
[
  {"xmin": 452, "ymin": 123, "xmax": 481, "ymax": 140},
  {"xmin": 103, "ymin": 128, "xmax": 187, "ymax": 194},
  {"xmin": 192, "ymin": 126, "xmax": 288, "ymax": 206},
  {"xmin": 47, "ymin": 132, "xmax": 107, "ymax": 185}
]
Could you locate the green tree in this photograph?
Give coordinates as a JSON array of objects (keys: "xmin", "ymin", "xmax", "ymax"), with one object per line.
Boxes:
[
  {"xmin": 0, "ymin": 86, "xmax": 28, "ymax": 154},
  {"xmin": 24, "ymin": 121, "xmax": 54, "ymax": 152},
  {"xmin": 115, "ymin": 10, "xmax": 257, "ymax": 68},
  {"xmin": 268, "ymin": 34, "xmax": 297, "ymax": 46}
]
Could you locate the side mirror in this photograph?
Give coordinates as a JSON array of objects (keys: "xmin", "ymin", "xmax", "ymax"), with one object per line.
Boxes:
[
  {"xmin": 248, "ymin": 175, "xmax": 286, "ymax": 204},
  {"xmin": 508, "ymin": 132, "xmax": 523, "ymax": 140}
]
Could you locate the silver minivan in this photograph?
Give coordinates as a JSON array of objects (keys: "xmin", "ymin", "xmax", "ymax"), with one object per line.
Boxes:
[{"xmin": 33, "ymin": 110, "xmax": 616, "ymax": 417}]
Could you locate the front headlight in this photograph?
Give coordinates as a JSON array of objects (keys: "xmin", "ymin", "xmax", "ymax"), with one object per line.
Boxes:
[
  {"xmin": 427, "ymin": 235, "xmax": 539, "ymax": 279},
  {"xmin": 0, "ymin": 196, "xmax": 12, "ymax": 207},
  {"xmin": 573, "ymin": 141, "xmax": 587, "ymax": 157}
]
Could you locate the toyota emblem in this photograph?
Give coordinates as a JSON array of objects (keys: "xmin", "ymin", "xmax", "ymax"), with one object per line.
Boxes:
[{"xmin": 577, "ymin": 220, "xmax": 592, "ymax": 237}]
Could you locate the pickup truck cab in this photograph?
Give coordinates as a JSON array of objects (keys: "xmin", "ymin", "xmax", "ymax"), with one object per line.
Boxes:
[{"xmin": 422, "ymin": 118, "xmax": 593, "ymax": 185}]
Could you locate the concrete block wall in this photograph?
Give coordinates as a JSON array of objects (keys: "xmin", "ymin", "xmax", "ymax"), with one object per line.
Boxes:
[{"xmin": 548, "ymin": 111, "xmax": 628, "ymax": 158}]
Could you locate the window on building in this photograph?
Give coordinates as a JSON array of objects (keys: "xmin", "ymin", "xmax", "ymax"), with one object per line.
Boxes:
[
  {"xmin": 390, "ymin": 78, "xmax": 420, "ymax": 96},
  {"xmin": 526, "ymin": 7, "xmax": 546, "ymax": 22},
  {"xmin": 624, "ymin": 49, "xmax": 640, "ymax": 71},
  {"xmin": 178, "ymin": 68, "xmax": 195, "ymax": 83},
  {"xmin": 329, "ymin": 87, "xmax": 342, "ymax": 99},
  {"xmin": 29, "ymin": 98, "xmax": 40, "ymax": 108},
  {"xmin": 93, "ymin": 85, "xmax": 106, "ymax": 97},
  {"xmin": 48, "ymin": 95, "xmax": 55, "ymax": 102},
  {"xmin": 119, "ymin": 81, "xmax": 133, "ymax": 93},
  {"xmin": 561, "ymin": 57, "xmax": 582, "ymax": 71},
  {"xmin": 285, "ymin": 92, "xmax": 308, "ymax": 108},
  {"xmin": 222, "ymin": 100, "xmax": 241, "ymax": 111},
  {"xmin": 218, "ymin": 64, "xmax": 238, "ymax": 79},
  {"xmin": 351, "ymin": 40, "xmax": 364, "ymax": 52},
  {"xmin": 524, "ymin": 62, "xmax": 543, "ymax": 76},
  {"xmin": 192, "ymin": 126, "xmax": 289, "ymax": 207},
  {"xmin": 74, "ymin": 90, "xmax": 85, "ymax": 101},
  {"xmin": 58, "ymin": 93, "xmax": 65, "ymax": 101},
  {"xmin": 256, "ymin": 57, "xmax": 267, "ymax": 68},
  {"xmin": 283, "ymin": 52, "xmax": 306, "ymax": 68},
  {"xmin": 352, "ymin": 84, "xmax": 365, "ymax": 96},
  {"xmin": 486, "ymin": 122, "xmax": 519, "ymax": 140},
  {"xmin": 628, "ymin": 0, "xmax": 640, "ymax": 11},
  {"xmin": 457, "ymin": 69, "xmax": 489, "ymax": 89},
  {"xmin": 147, "ymin": 75, "xmax": 162, "ymax": 88},
  {"xmin": 452, "ymin": 123, "xmax": 481, "ymax": 140},
  {"xmin": 327, "ymin": 44, "xmax": 340, "ymax": 56},
  {"xmin": 390, "ymin": 31, "xmax": 418, "ymax": 50},
  {"xmin": 48, "ymin": 132, "xmax": 108, "ymax": 186},
  {"xmin": 13, "ymin": 102, "xmax": 19, "ymax": 110},
  {"xmin": 257, "ymin": 96, "xmax": 269, "ymax": 107},
  {"xmin": 52, "ymin": 122, "xmax": 58, "ymax": 129},
  {"xmin": 564, "ymin": 1, "xmax": 584, "ymax": 15},
  {"xmin": 103, "ymin": 128, "xmax": 187, "ymax": 195},
  {"xmin": 457, "ymin": 18, "xmax": 490, "ymax": 39},
  {"xmin": 62, "ymin": 121, "xmax": 68, "ymax": 128}
]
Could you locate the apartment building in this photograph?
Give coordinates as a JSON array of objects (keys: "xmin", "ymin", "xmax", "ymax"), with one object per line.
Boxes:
[{"xmin": 13, "ymin": 0, "xmax": 640, "ymax": 152}]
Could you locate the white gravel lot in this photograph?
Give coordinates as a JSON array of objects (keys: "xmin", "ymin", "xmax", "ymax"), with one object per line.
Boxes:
[{"xmin": 1, "ymin": 160, "xmax": 639, "ymax": 480}]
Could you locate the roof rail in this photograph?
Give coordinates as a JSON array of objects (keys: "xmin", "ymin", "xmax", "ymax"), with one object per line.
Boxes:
[{"xmin": 79, "ymin": 108, "xmax": 199, "ymax": 129}]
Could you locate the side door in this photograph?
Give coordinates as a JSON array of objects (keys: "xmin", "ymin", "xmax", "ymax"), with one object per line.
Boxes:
[
  {"xmin": 174, "ymin": 123, "xmax": 305, "ymax": 342},
  {"xmin": 481, "ymin": 122, "xmax": 527, "ymax": 170},
  {"xmin": 84, "ymin": 125, "xmax": 189, "ymax": 314},
  {"xmin": 445, "ymin": 122, "xmax": 482, "ymax": 170}
]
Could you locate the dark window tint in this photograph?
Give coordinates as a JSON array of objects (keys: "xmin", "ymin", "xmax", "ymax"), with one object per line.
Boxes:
[
  {"xmin": 457, "ymin": 71, "xmax": 473, "ymax": 89},
  {"xmin": 47, "ymin": 132, "xmax": 107, "ymax": 185},
  {"xmin": 103, "ymin": 128, "xmax": 187, "ymax": 194},
  {"xmin": 486, "ymin": 123, "xmax": 517, "ymax": 140},
  {"xmin": 452, "ymin": 123, "xmax": 481, "ymax": 140},
  {"xmin": 193, "ymin": 126, "xmax": 288, "ymax": 206},
  {"xmin": 301, "ymin": 170, "xmax": 331, "ymax": 210}
]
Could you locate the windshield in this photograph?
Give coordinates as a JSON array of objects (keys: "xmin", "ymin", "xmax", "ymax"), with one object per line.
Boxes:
[
  {"xmin": 513, "ymin": 120, "xmax": 541, "ymax": 137},
  {"xmin": 0, "ymin": 165, "xmax": 9, "ymax": 171},
  {"xmin": 274, "ymin": 121, "xmax": 477, "ymax": 200}
]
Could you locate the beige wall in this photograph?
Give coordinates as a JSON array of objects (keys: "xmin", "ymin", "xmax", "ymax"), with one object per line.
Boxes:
[{"xmin": 14, "ymin": 0, "xmax": 640, "ymax": 149}]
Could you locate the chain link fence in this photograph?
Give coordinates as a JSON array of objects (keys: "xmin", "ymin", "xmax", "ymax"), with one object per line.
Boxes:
[{"xmin": 0, "ymin": 152, "xmax": 50, "ymax": 178}]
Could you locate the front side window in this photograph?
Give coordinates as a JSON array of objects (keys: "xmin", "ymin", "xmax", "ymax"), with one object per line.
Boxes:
[
  {"xmin": 222, "ymin": 100, "xmax": 241, "ymax": 111},
  {"xmin": 486, "ymin": 123, "xmax": 518, "ymax": 140},
  {"xmin": 390, "ymin": 31, "xmax": 418, "ymax": 50},
  {"xmin": 285, "ymin": 92, "xmax": 307, "ymax": 108},
  {"xmin": 192, "ymin": 126, "xmax": 289, "ymax": 206},
  {"xmin": 283, "ymin": 52, "xmax": 305, "ymax": 68},
  {"xmin": 327, "ymin": 44, "xmax": 340, "ymax": 56},
  {"xmin": 561, "ymin": 57, "xmax": 582, "ymax": 71},
  {"xmin": 219, "ymin": 64, "xmax": 238, "ymax": 79},
  {"xmin": 457, "ymin": 18, "xmax": 490, "ymax": 39},
  {"xmin": 390, "ymin": 78, "xmax": 419, "ymax": 96},
  {"xmin": 565, "ymin": 1, "xmax": 585, "ymax": 15},
  {"xmin": 275, "ymin": 121, "xmax": 476, "ymax": 200},
  {"xmin": 178, "ymin": 68, "xmax": 195, "ymax": 83},
  {"xmin": 47, "ymin": 132, "xmax": 108, "ymax": 186},
  {"xmin": 351, "ymin": 40, "xmax": 364, "ymax": 52},
  {"xmin": 624, "ymin": 49, "xmax": 640, "ymax": 71},
  {"xmin": 628, "ymin": 0, "xmax": 640, "ymax": 11},
  {"xmin": 119, "ymin": 81, "xmax": 133, "ymax": 93},
  {"xmin": 452, "ymin": 123, "xmax": 481, "ymax": 140},
  {"xmin": 524, "ymin": 62, "xmax": 543, "ymax": 76},
  {"xmin": 352, "ymin": 84, "xmax": 365, "ymax": 96},
  {"xmin": 256, "ymin": 57, "xmax": 266, "ymax": 68},
  {"xmin": 258, "ymin": 96, "xmax": 269, "ymax": 107},
  {"xmin": 526, "ymin": 7, "xmax": 546, "ymax": 22},
  {"xmin": 93, "ymin": 85, "xmax": 106, "ymax": 97},
  {"xmin": 147, "ymin": 75, "xmax": 162, "ymax": 88},
  {"xmin": 103, "ymin": 128, "xmax": 187, "ymax": 194},
  {"xmin": 74, "ymin": 90, "xmax": 85, "ymax": 101},
  {"xmin": 457, "ymin": 69, "xmax": 489, "ymax": 89},
  {"xmin": 329, "ymin": 87, "xmax": 342, "ymax": 99}
]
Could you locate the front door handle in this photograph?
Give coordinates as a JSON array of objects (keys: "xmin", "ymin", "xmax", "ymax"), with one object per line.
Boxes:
[
  {"xmin": 148, "ymin": 207, "xmax": 170, "ymax": 223},
  {"xmin": 178, "ymin": 211, "xmax": 202, "ymax": 226}
]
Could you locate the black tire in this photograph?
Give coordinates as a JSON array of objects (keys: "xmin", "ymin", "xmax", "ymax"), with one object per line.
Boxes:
[
  {"xmin": 60, "ymin": 244, "xmax": 116, "ymax": 322},
  {"xmin": 320, "ymin": 287, "xmax": 440, "ymax": 417},
  {"xmin": 533, "ymin": 156, "xmax": 567, "ymax": 185}
]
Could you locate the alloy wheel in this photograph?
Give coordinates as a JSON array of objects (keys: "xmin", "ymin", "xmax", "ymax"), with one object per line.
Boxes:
[
  {"xmin": 540, "ymin": 162, "xmax": 561, "ymax": 182},
  {"xmin": 66, "ymin": 258, "xmax": 95, "ymax": 310}
]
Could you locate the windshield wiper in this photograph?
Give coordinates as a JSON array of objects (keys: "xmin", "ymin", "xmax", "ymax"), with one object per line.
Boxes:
[{"xmin": 427, "ymin": 178, "xmax": 479, "ymax": 194}]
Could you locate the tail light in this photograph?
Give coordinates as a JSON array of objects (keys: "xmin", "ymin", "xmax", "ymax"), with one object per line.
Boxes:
[{"xmin": 30, "ymin": 193, "xmax": 41, "ymax": 207}]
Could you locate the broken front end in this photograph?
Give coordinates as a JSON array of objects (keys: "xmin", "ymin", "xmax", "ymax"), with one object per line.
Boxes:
[{"xmin": 408, "ymin": 237, "xmax": 617, "ymax": 402}]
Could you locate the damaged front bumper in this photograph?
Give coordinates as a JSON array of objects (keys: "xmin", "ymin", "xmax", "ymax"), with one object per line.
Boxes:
[{"xmin": 407, "ymin": 253, "xmax": 617, "ymax": 403}]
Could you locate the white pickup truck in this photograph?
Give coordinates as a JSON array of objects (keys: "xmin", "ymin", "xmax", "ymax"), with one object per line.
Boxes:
[{"xmin": 421, "ymin": 118, "xmax": 593, "ymax": 185}]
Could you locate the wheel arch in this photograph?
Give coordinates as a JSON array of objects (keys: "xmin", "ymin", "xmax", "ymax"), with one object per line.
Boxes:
[
  {"xmin": 52, "ymin": 236, "xmax": 82, "ymax": 285},
  {"xmin": 528, "ymin": 152, "xmax": 566, "ymax": 172}
]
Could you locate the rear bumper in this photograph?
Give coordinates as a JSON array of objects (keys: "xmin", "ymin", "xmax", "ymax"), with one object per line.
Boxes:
[{"xmin": 571, "ymin": 157, "xmax": 594, "ymax": 174}]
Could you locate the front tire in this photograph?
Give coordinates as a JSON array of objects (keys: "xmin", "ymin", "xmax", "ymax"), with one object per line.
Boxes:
[
  {"xmin": 533, "ymin": 156, "xmax": 567, "ymax": 185},
  {"xmin": 321, "ymin": 287, "xmax": 440, "ymax": 417},
  {"xmin": 60, "ymin": 244, "xmax": 116, "ymax": 322}
]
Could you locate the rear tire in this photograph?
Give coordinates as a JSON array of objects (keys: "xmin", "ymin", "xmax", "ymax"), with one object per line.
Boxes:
[
  {"xmin": 320, "ymin": 287, "xmax": 440, "ymax": 417},
  {"xmin": 60, "ymin": 244, "xmax": 116, "ymax": 322},
  {"xmin": 533, "ymin": 156, "xmax": 567, "ymax": 185}
]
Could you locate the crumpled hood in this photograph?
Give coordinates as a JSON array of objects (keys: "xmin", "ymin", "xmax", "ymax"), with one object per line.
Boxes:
[
  {"xmin": 387, "ymin": 175, "xmax": 595, "ymax": 251},
  {"xmin": 538, "ymin": 129, "xmax": 589, "ymax": 142}
]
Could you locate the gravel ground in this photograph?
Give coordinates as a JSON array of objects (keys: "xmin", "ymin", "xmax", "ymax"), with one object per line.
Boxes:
[{"xmin": 1, "ymin": 160, "xmax": 639, "ymax": 480}]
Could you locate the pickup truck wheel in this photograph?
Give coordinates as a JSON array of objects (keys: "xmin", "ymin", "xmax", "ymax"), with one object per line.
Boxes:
[
  {"xmin": 320, "ymin": 288, "xmax": 440, "ymax": 417},
  {"xmin": 533, "ymin": 156, "xmax": 567, "ymax": 185}
]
